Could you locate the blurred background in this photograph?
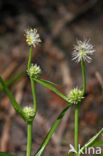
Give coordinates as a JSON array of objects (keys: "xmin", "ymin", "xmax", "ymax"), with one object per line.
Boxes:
[{"xmin": 0, "ymin": 0, "xmax": 103, "ymax": 155}]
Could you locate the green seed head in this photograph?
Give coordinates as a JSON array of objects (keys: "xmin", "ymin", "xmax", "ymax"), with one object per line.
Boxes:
[
  {"xmin": 68, "ymin": 88, "xmax": 84, "ymax": 104},
  {"xmin": 27, "ymin": 64, "xmax": 41, "ymax": 78},
  {"xmin": 23, "ymin": 106, "xmax": 35, "ymax": 117}
]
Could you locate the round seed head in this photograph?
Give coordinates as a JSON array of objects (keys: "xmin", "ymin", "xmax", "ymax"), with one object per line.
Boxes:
[
  {"xmin": 25, "ymin": 28, "xmax": 41, "ymax": 47},
  {"xmin": 23, "ymin": 106, "xmax": 35, "ymax": 117},
  {"xmin": 68, "ymin": 88, "xmax": 84, "ymax": 104},
  {"xmin": 27, "ymin": 64, "xmax": 41, "ymax": 78},
  {"xmin": 72, "ymin": 40, "xmax": 95, "ymax": 63}
]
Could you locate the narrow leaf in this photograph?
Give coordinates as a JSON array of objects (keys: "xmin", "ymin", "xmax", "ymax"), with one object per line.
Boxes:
[
  {"xmin": 0, "ymin": 71, "xmax": 25, "ymax": 92},
  {"xmin": 90, "ymin": 141, "xmax": 103, "ymax": 147},
  {"xmin": 40, "ymin": 78, "xmax": 59, "ymax": 86},
  {"xmin": 0, "ymin": 152, "xmax": 15, "ymax": 156},
  {"xmin": 65, "ymin": 152, "xmax": 74, "ymax": 156},
  {"xmin": 0, "ymin": 76, "xmax": 27, "ymax": 121},
  {"xmin": 33, "ymin": 78, "xmax": 69, "ymax": 102},
  {"xmin": 79, "ymin": 128, "xmax": 103, "ymax": 156},
  {"xmin": 34, "ymin": 103, "xmax": 72, "ymax": 156},
  {"xmin": 100, "ymin": 152, "xmax": 103, "ymax": 156}
]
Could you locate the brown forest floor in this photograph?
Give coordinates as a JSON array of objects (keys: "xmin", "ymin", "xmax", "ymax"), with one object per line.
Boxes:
[{"xmin": 0, "ymin": 0, "xmax": 103, "ymax": 156}]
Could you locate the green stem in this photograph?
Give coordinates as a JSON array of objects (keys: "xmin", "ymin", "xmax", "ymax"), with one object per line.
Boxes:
[
  {"xmin": 27, "ymin": 46, "xmax": 37, "ymax": 115},
  {"xmin": 30, "ymin": 78, "xmax": 37, "ymax": 115},
  {"xmin": 75, "ymin": 103, "xmax": 79, "ymax": 156},
  {"xmin": 27, "ymin": 123, "xmax": 32, "ymax": 156},
  {"xmin": 81, "ymin": 58, "xmax": 86, "ymax": 94},
  {"xmin": 74, "ymin": 58, "xmax": 86, "ymax": 156},
  {"xmin": 28, "ymin": 46, "xmax": 33, "ymax": 70}
]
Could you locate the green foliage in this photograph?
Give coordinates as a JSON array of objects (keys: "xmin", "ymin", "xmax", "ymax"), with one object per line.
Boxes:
[
  {"xmin": 39, "ymin": 78, "xmax": 59, "ymax": 86},
  {"xmin": 0, "ymin": 30, "xmax": 101, "ymax": 156},
  {"xmin": 34, "ymin": 103, "xmax": 72, "ymax": 156},
  {"xmin": 0, "ymin": 76, "xmax": 29, "ymax": 122},
  {"xmin": 79, "ymin": 128, "xmax": 103, "ymax": 156},
  {"xmin": 0, "ymin": 152, "xmax": 16, "ymax": 156},
  {"xmin": 65, "ymin": 152, "xmax": 74, "ymax": 156},
  {"xmin": 0, "ymin": 71, "xmax": 25, "ymax": 92},
  {"xmin": 91, "ymin": 141, "xmax": 103, "ymax": 147},
  {"xmin": 33, "ymin": 78, "xmax": 69, "ymax": 103}
]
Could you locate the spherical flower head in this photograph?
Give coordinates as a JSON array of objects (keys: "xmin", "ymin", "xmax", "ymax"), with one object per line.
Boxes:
[
  {"xmin": 25, "ymin": 28, "xmax": 41, "ymax": 47},
  {"xmin": 68, "ymin": 88, "xmax": 84, "ymax": 104},
  {"xmin": 23, "ymin": 106, "xmax": 35, "ymax": 117},
  {"xmin": 27, "ymin": 64, "xmax": 41, "ymax": 78},
  {"xmin": 72, "ymin": 40, "xmax": 95, "ymax": 63}
]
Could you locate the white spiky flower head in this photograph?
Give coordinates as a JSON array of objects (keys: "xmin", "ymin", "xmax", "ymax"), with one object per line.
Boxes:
[
  {"xmin": 27, "ymin": 64, "xmax": 41, "ymax": 78},
  {"xmin": 68, "ymin": 88, "xmax": 84, "ymax": 104},
  {"xmin": 25, "ymin": 28, "xmax": 41, "ymax": 47},
  {"xmin": 72, "ymin": 39, "xmax": 95, "ymax": 63},
  {"xmin": 23, "ymin": 106, "xmax": 35, "ymax": 117}
]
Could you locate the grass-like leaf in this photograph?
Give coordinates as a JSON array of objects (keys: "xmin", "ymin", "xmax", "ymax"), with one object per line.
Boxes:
[
  {"xmin": 79, "ymin": 128, "xmax": 103, "ymax": 156},
  {"xmin": 33, "ymin": 78, "xmax": 69, "ymax": 103},
  {"xmin": 90, "ymin": 141, "xmax": 103, "ymax": 147},
  {"xmin": 100, "ymin": 152, "xmax": 103, "ymax": 156},
  {"xmin": 34, "ymin": 103, "xmax": 72, "ymax": 156},
  {"xmin": 0, "ymin": 71, "xmax": 25, "ymax": 92},
  {"xmin": 40, "ymin": 78, "xmax": 59, "ymax": 86},
  {"xmin": 0, "ymin": 76, "xmax": 27, "ymax": 122},
  {"xmin": 0, "ymin": 152, "xmax": 15, "ymax": 156},
  {"xmin": 65, "ymin": 152, "xmax": 74, "ymax": 156}
]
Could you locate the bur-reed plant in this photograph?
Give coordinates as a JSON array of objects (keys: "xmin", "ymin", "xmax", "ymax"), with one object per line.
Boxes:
[{"xmin": 0, "ymin": 29, "xmax": 103, "ymax": 156}]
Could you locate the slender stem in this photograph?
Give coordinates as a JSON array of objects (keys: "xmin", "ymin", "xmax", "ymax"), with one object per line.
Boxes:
[
  {"xmin": 26, "ymin": 123, "xmax": 32, "ymax": 156},
  {"xmin": 27, "ymin": 46, "xmax": 37, "ymax": 115},
  {"xmin": 74, "ymin": 58, "xmax": 86, "ymax": 156},
  {"xmin": 28, "ymin": 46, "xmax": 33, "ymax": 70},
  {"xmin": 75, "ymin": 103, "xmax": 79, "ymax": 156},
  {"xmin": 81, "ymin": 58, "xmax": 86, "ymax": 94},
  {"xmin": 30, "ymin": 78, "xmax": 37, "ymax": 115}
]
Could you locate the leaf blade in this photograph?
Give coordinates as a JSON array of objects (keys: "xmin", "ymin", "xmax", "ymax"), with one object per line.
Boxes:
[
  {"xmin": 40, "ymin": 78, "xmax": 59, "ymax": 86},
  {"xmin": 65, "ymin": 152, "xmax": 74, "ymax": 156},
  {"xmin": 34, "ymin": 78, "xmax": 69, "ymax": 102},
  {"xmin": 0, "ymin": 76, "xmax": 27, "ymax": 121},
  {"xmin": 90, "ymin": 141, "xmax": 103, "ymax": 147},
  {"xmin": 0, "ymin": 152, "xmax": 16, "ymax": 156},
  {"xmin": 34, "ymin": 103, "xmax": 72, "ymax": 156},
  {"xmin": 100, "ymin": 152, "xmax": 103, "ymax": 156},
  {"xmin": 79, "ymin": 128, "xmax": 103, "ymax": 156}
]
